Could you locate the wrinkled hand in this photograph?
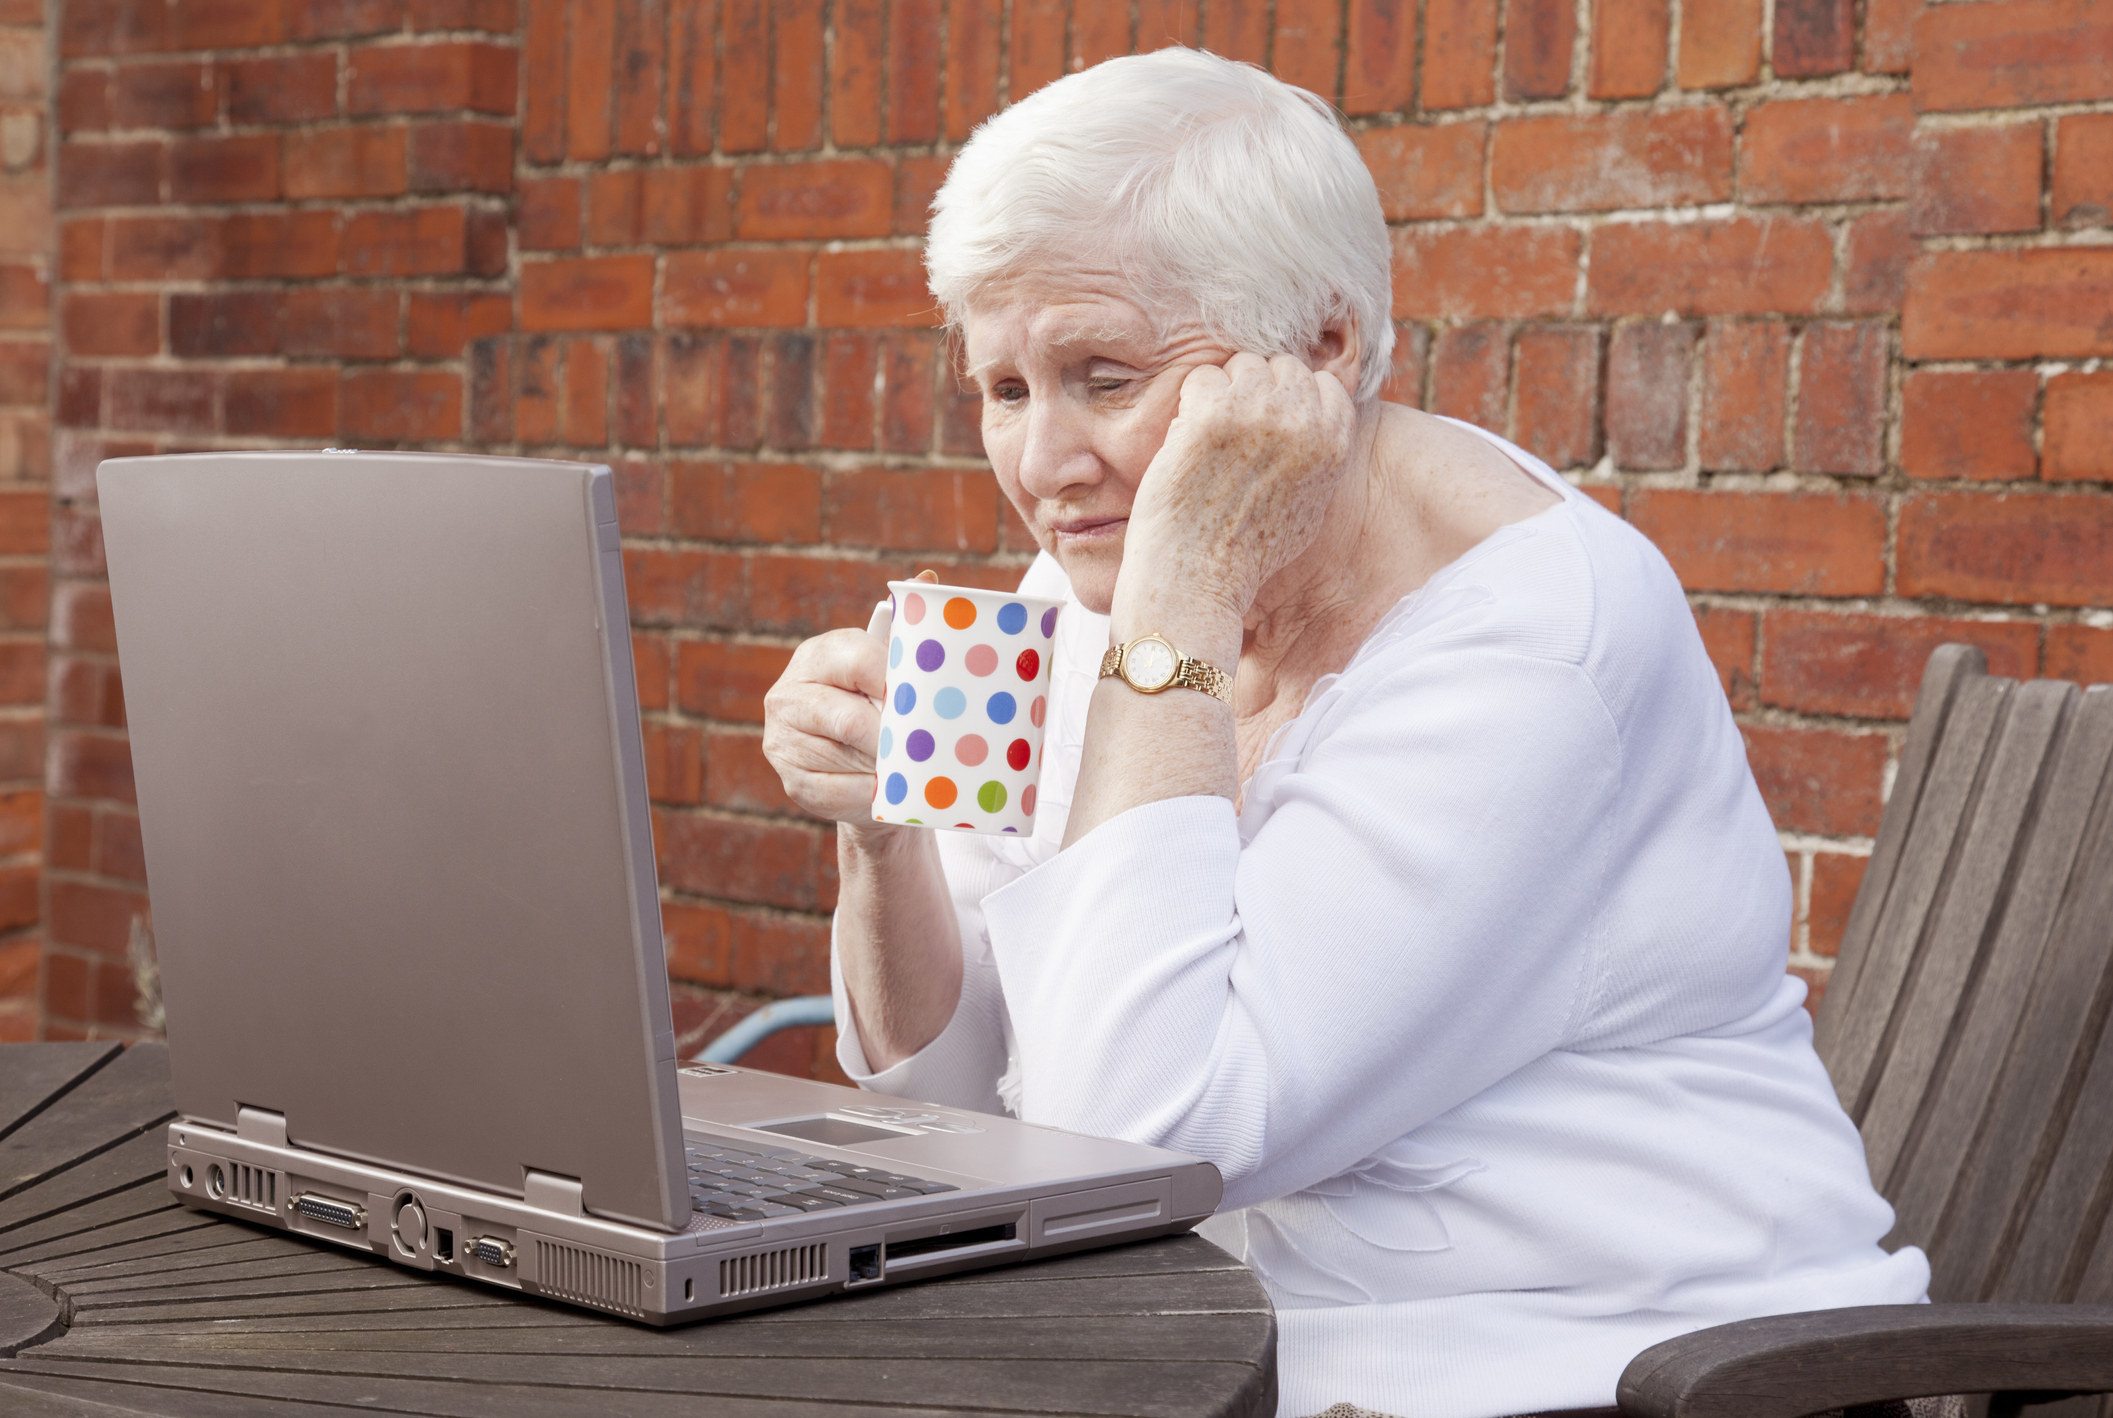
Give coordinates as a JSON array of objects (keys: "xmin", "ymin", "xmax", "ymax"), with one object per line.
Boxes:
[
  {"xmin": 1121, "ymin": 352, "xmax": 1357, "ymax": 620},
  {"xmin": 762, "ymin": 599, "xmax": 898, "ymax": 828}
]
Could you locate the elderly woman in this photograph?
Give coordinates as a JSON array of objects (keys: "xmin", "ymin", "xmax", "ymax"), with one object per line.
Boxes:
[{"xmin": 761, "ymin": 46, "xmax": 1926, "ymax": 1418}]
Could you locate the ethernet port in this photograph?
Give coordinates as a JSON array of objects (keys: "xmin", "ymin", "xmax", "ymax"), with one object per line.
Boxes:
[{"xmin": 848, "ymin": 1244, "xmax": 881, "ymax": 1284}]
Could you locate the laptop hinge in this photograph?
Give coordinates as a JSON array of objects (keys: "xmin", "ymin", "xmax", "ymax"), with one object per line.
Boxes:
[
  {"xmin": 235, "ymin": 1107, "xmax": 288, "ymax": 1148},
  {"xmin": 523, "ymin": 1169, "xmax": 585, "ymax": 1217}
]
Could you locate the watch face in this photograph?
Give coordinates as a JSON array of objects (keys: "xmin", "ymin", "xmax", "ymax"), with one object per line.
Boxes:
[{"xmin": 1124, "ymin": 637, "xmax": 1178, "ymax": 691}]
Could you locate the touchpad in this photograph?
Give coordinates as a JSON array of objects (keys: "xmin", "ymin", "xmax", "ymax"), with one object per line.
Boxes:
[{"xmin": 755, "ymin": 1116, "xmax": 909, "ymax": 1147}]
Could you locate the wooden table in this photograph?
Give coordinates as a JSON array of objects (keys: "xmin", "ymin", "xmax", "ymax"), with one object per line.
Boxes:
[{"xmin": 0, "ymin": 1042, "xmax": 1276, "ymax": 1417}]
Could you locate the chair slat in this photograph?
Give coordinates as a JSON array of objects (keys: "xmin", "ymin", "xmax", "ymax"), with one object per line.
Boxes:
[
  {"xmin": 1886, "ymin": 686, "xmax": 2113, "ymax": 1260},
  {"xmin": 1827, "ymin": 673, "xmax": 2013, "ymax": 1119},
  {"xmin": 1861, "ymin": 680, "xmax": 2078, "ymax": 1192},
  {"xmin": 1817, "ymin": 644, "xmax": 1988, "ymax": 1061},
  {"xmin": 1926, "ymin": 733, "xmax": 2113, "ymax": 1302}
]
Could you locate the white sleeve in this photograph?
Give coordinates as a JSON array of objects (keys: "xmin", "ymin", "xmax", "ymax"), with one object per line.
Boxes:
[{"xmin": 979, "ymin": 650, "xmax": 1621, "ymax": 1210}]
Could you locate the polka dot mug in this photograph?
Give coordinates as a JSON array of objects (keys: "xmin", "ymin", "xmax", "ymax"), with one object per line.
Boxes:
[{"xmin": 871, "ymin": 580, "xmax": 1063, "ymax": 836}]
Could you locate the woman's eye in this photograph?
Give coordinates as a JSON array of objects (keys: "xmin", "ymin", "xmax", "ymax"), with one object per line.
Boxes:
[
  {"xmin": 1088, "ymin": 378, "xmax": 1130, "ymax": 395},
  {"xmin": 989, "ymin": 382, "xmax": 1027, "ymax": 404}
]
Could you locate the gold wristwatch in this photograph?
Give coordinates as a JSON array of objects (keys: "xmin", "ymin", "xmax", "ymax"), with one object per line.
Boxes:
[{"xmin": 1099, "ymin": 632, "xmax": 1234, "ymax": 703}]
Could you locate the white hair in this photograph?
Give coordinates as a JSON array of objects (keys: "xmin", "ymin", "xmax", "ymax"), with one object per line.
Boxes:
[{"xmin": 926, "ymin": 47, "xmax": 1396, "ymax": 405}]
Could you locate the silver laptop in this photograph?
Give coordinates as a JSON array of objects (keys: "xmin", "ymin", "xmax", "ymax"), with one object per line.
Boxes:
[{"xmin": 98, "ymin": 449, "xmax": 1220, "ymax": 1324}]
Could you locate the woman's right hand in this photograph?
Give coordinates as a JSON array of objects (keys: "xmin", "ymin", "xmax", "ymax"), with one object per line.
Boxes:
[{"xmin": 761, "ymin": 600, "xmax": 899, "ymax": 828}]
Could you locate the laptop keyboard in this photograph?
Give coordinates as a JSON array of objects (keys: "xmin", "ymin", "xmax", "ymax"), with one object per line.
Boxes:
[{"xmin": 683, "ymin": 1136, "xmax": 959, "ymax": 1221}]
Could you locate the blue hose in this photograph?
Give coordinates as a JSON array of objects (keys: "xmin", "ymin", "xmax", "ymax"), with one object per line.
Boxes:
[{"xmin": 696, "ymin": 994, "xmax": 837, "ymax": 1064}]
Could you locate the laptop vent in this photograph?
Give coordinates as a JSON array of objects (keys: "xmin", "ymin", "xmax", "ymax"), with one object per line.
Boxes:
[
  {"xmin": 534, "ymin": 1240, "xmax": 646, "ymax": 1318},
  {"xmin": 720, "ymin": 1242, "xmax": 827, "ymax": 1298},
  {"xmin": 230, "ymin": 1164, "xmax": 276, "ymax": 1214}
]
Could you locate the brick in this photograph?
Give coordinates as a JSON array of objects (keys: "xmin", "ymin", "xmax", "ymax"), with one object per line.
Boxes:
[
  {"xmin": 1903, "ymin": 248, "xmax": 2113, "ymax": 360},
  {"xmin": 60, "ymin": 0, "xmax": 170, "ymax": 55},
  {"xmin": 824, "ymin": 466, "xmax": 998, "ymax": 552},
  {"xmin": 815, "ymin": 248, "xmax": 935, "ymax": 328},
  {"xmin": 224, "ymin": 53, "xmax": 337, "ymax": 123},
  {"xmin": 2045, "ymin": 371, "xmax": 2113, "ymax": 482},
  {"xmin": 412, "ymin": 0, "xmax": 519, "ymax": 29},
  {"xmin": 284, "ymin": 287, "xmax": 400, "ymax": 360},
  {"xmin": 611, "ymin": 340, "xmax": 657, "ymax": 450},
  {"xmin": 891, "ymin": 153, "xmax": 945, "ymax": 238},
  {"xmin": 52, "ymin": 655, "xmax": 120, "ymax": 726},
  {"xmin": 1511, "ymin": 327, "xmax": 1599, "ymax": 470},
  {"xmin": 1775, "ymin": 0, "xmax": 1853, "ymax": 76},
  {"xmin": 1345, "ymin": 0, "xmax": 1416, "ymax": 113},
  {"xmin": 632, "ymin": 632, "xmax": 672, "ymax": 711},
  {"xmin": 1423, "ymin": 0, "xmax": 1498, "ymax": 109},
  {"xmin": 50, "ymin": 878, "xmax": 150, "ymax": 957},
  {"xmin": 468, "ymin": 333, "xmax": 513, "ymax": 441},
  {"xmin": 1899, "ymin": 492, "xmax": 2113, "ymax": 606},
  {"xmin": 0, "ymin": 27, "xmax": 39, "ymax": 100},
  {"xmin": 1379, "ymin": 321, "xmax": 1430, "ymax": 408},
  {"xmin": 1910, "ymin": 123, "xmax": 2044, "ymax": 235},
  {"xmin": 168, "ymin": 289, "xmax": 278, "ymax": 357},
  {"xmin": 1862, "ymin": 0, "xmax": 1917, "ymax": 73},
  {"xmin": 1808, "ymin": 853, "xmax": 1866, "ymax": 957},
  {"xmin": 106, "ymin": 367, "xmax": 213, "ymax": 434},
  {"xmin": 1198, "ymin": 0, "xmax": 1268, "ymax": 62},
  {"xmin": 53, "ymin": 503, "xmax": 108, "ymax": 577},
  {"xmin": 282, "ymin": 125, "xmax": 407, "ymax": 201},
  {"xmin": 1914, "ymin": 0, "xmax": 2113, "ymax": 112},
  {"xmin": 1590, "ymin": 0, "xmax": 1671, "ymax": 97},
  {"xmin": 408, "ymin": 120, "xmax": 513, "ymax": 193},
  {"xmin": 1505, "ymin": 0, "xmax": 1575, "ymax": 99},
  {"xmin": 746, "ymin": 550, "xmax": 903, "ymax": 637},
  {"xmin": 221, "ymin": 210, "xmax": 339, "ymax": 280},
  {"xmin": 672, "ymin": 460, "xmax": 822, "ymax": 542},
  {"xmin": 1843, "ymin": 210, "xmax": 1914, "ymax": 316},
  {"xmin": 1273, "ymin": 0, "xmax": 1341, "ymax": 97},
  {"xmin": 1677, "ymin": 0, "xmax": 1761, "ymax": 88},
  {"xmin": 51, "ymin": 583, "xmax": 112, "ymax": 654},
  {"xmin": 623, "ymin": 546, "xmax": 745, "ymax": 627},
  {"xmin": 0, "ymin": 789, "xmax": 38, "ymax": 857},
  {"xmin": 560, "ymin": 337, "xmax": 608, "ymax": 446},
  {"xmin": 773, "ymin": 0, "xmax": 826, "ymax": 151},
  {"xmin": 58, "ymin": 140, "xmax": 161, "ymax": 209},
  {"xmin": 0, "ymin": 638, "xmax": 40, "ymax": 704},
  {"xmin": 341, "ymin": 205, "xmax": 473, "ymax": 277},
  {"xmin": 519, "ymin": 176, "xmax": 580, "ymax": 251},
  {"xmin": 339, "ymin": 368, "xmax": 461, "ymax": 442},
  {"xmin": 1429, "ymin": 323, "xmax": 1510, "ymax": 429},
  {"xmin": 642, "ymin": 720, "xmax": 703, "ymax": 805},
  {"xmin": 520, "ymin": 254, "xmax": 654, "ymax": 333},
  {"xmin": 735, "ymin": 159, "xmax": 892, "ymax": 241},
  {"xmin": 94, "ymin": 806, "xmax": 145, "ymax": 884},
  {"xmin": 1355, "ymin": 124, "xmax": 1482, "ymax": 222},
  {"xmin": 655, "ymin": 810, "xmax": 825, "ymax": 911},
  {"xmin": 0, "ymin": 411, "xmax": 49, "ymax": 482},
  {"xmin": 62, "ymin": 291, "xmax": 156, "ymax": 357},
  {"xmin": 109, "ymin": 60, "xmax": 214, "ymax": 130},
  {"xmin": 348, "ymin": 41, "xmax": 516, "ymax": 116},
  {"xmin": 407, "ymin": 291, "xmax": 509, "ymax": 358},
  {"xmin": 589, "ymin": 167, "xmax": 733, "ymax": 246},
  {"xmin": 0, "ymin": 344, "xmax": 43, "ymax": 404},
  {"xmin": 832, "ymin": 0, "xmax": 884, "ymax": 146},
  {"xmin": 49, "ymin": 730, "xmax": 132, "ymax": 805},
  {"xmin": 2054, "ymin": 114, "xmax": 2113, "ymax": 228},
  {"xmin": 225, "ymin": 368, "xmax": 335, "ymax": 438},
  {"xmin": 168, "ymin": 134, "xmax": 278, "ymax": 204},
  {"xmin": 1392, "ymin": 226, "xmax": 1580, "ymax": 320},
  {"xmin": 767, "ymin": 332, "xmax": 816, "ymax": 448},
  {"xmin": 1742, "ymin": 725, "xmax": 1886, "ymax": 837},
  {"xmin": 702, "ymin": 728, "xmax": 794, "ymax": 815},
  {"xmin": 674, "ymin": 639, "xmax": 792, "ymax": 722},
  {"xmin": 0, "ymin": 264, "xmax": 45, "ymax": 329},
  {"xmin": 1901, "ymin": 369, "xmax": 2038, "ymax": 481},
  {"xmin": 1493, "ymin": 109, "xmax": 1732, "ymax": 214},
  {"xmin": 562, "ymin": 0, "xmax": 615, "ymax": 158},
  {"xmin": 1741, "ymin": 96, "xmax": 1913, "ymax": 205},
  {"xmin": 878, "ymin": 331, "xmax": 937, "ymax": 451},
  {"xmin": 1589, "ymin": 217, "xmax": 1832, "ymax": 317},
  {"xmin": 1630, "ymin": 489, "xmax": 1886, "ymax": 595},
  {"xmin": 1764, "ymin": 610, "xmax": 2039, "ymax": 720},
  {"xmin": 818, "ymin": 332, "xmax": 879, "ymax": 449},
  {"xmin": 888, "ymin": 0, "xmax": 940, "ymax": 143},
  {"xmin": 520, "ymin": 0, "xmax": 565, "ymax": 161},
  {"xmin": 1794, "ymin": 323, "xmax": 1887, "ymax": 477},
  {"xmin": 170, "ymin": 0, "xmax": 284, "ymax": 48},
  {"xmin": 58, "ymin": 367, "xmax": 100, "ymax": 427},
  {"xmin": 284, "ymin": 0, "xmax": 408, "ymax": 40},
  {"xmin": 2048, "ymin": 625, "xmax": 2113, "ymax": 684},
  {"xmin": 1694, "ymin": 604, "xmax": 1757, "ymax": 709},
  {"xmin": 611, "ymin": 0, "xmax": 667, "ymax": 156},
  {"xmin": 512, "ymin": 334, "xmax": 558, "ymax": 442},
  {"xmin": 1606, "ymin": 321, "xmax": 1695, "ymax": 470},
  {"xmin": 59, "ymin": 71, "xmax": 111, "ymax": 133},
  {"xmin": 1698, "ymin": 321, "xmax": 1788, "ymax": 472},
  {"xmin": 664, "ymin": 249, "xmax": 810, "ymax": 328}
]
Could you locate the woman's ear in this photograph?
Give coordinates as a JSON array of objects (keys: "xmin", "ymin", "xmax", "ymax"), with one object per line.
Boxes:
[{"xmin": 1308, "ymin": 316, "xmax": 1362, "ymax": 389}]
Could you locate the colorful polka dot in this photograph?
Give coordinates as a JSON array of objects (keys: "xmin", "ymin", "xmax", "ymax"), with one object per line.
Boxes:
[
  {"xmin": 893, "ymin": 683, "xmax": 916, "ymax": 713},
  {"xmin": 925, "ymin": 776, "xmax": 957, "ymax": 809},
  {"xmin": 902, "ymin": 593, "xmax": 926, "ymax": 625},
  {"xmin": 986, "ymin": 691, "xmax": 1016, "ymax": 724},
  {"xmin": 954, "ymin": 733, "xmax": 988, "ymax": 765},
  {"xmin": 916, "ymin": 639, "xmax": 945, "ymax": 672},
  {"xmin": 1022, "ymin": 784, "xmax": 1037, "ymax": 816},
  {"xmin": 1041, "ymin": 607, "xmax": 1059, "ymax": 637},
  {"xmin": 1006, "ymin": 738, "xmax": 1030, "ymax": 771},
  {"xmin": 906, "ymin": 729, "xmax": 934, "ymax": 762},
  {"xmin": 977, "ymin": 780, "xmax": 1008, "ymax": 813},
  {"xmin": 997, "ymin": 602, "xmax": 1027, "ymax": 635},
  {"xmin": 1016, "ymin": 648, "xmax": 1040, "ymax": 681},
  {"xmin": 878, "ymin": 727, "xmax": 893, "ymax": 758},
  {"xmin": 944, "ymin": 597, "xmax": 977, "ymax": 629},
  {"xmin": 1030, "ymin": 695, "xmax": 1046, "ymax": 727},
  {"xmin": 965, "ymin": 643, "xmax": 998, "ymax": 676},
  {"xmin": 934, "ymin": 686, "xmax": 966, "ymax": 719},
  {"xmin": 884, "ymin": 773, "xmax": 908, "ymax": 805},
  {"xmin": 889, "ymin": 636, "xmax": 903, "ymax": 668}
]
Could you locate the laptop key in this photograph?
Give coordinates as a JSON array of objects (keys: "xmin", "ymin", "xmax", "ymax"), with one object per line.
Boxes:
[
  {"xmin": 795, "ymin": 1185, "xmax": 883, "ymax": 1208},
  {"xmin": 817, "ymin": 1175, "xmax": 894, "ymax": 1198},
  {"xmin": 772, "ymin": 1194, "xmax": 842, "ymax": 1211}
]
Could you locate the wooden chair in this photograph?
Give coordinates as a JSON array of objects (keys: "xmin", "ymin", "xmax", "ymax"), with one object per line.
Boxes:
[{"xmin": 1620, "ymin": 645, "xmax": 2113, "ymax": 1418}]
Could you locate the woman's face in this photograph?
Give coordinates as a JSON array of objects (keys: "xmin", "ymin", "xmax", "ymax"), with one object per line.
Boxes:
[{"xmin": 962, "ymin": 274, "xmax": 1234, "ymax": 615}]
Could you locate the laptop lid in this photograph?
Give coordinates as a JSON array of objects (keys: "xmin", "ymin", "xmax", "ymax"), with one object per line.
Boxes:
[{"xmin": 100, "ymin": 450, "xmax": 689, "ymax": 1233}]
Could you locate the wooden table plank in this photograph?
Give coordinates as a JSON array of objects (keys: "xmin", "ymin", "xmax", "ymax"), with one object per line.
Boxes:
[
  {"xmin": 0, "ymin": 1048, "xmax": 176, "ymax": 1202},
  {"xmin": 0, "ymin": 1046, "xmax": 122, "ymax": 1145}
]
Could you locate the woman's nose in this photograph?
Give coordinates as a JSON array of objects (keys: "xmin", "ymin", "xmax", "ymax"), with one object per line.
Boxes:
[{"xmin": 1013, "ymin": 394, "xmax": 1103, "ymax": 501}]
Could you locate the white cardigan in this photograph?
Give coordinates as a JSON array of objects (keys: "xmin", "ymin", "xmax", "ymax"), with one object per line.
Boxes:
[{"xmin": 832, "ymin": 425, "xmax": 1928, "ymax": 1418}]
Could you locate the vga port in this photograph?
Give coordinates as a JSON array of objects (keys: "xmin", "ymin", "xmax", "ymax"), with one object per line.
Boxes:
[
  {"xmin": 291, "ymin": 1193, "xmax": 366, "ymax": 1229},
  {"xmin": 467, "ymin": 1235, "xmax": 515, "ymax": 1267}
]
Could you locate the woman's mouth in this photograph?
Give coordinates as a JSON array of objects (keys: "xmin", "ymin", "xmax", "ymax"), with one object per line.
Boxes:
[{"xmin": 1046, "ymin": 514, "xmax": 1127, "ymax": 544}]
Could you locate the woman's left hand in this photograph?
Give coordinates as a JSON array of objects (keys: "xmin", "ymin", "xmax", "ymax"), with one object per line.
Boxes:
[{"xmin": 1117, "ymin": 351, "xmax": 1358, "ymax": 626}]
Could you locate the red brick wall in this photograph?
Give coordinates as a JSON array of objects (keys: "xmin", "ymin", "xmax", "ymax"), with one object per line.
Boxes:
[{"xmin": 29, "ymin": 0, "xmax": 2113, "ymax": 1048}]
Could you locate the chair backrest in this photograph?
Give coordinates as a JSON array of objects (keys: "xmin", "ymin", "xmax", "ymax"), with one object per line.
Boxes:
[{"xmin": 1813, "ymin": 644, "xmax": 2113, "ymax": 1305}]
